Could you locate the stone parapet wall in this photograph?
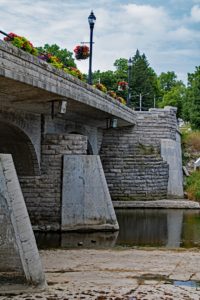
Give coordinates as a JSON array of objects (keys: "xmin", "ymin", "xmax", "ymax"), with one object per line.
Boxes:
[
  {"xmin": 100, "ymin": 107, "xmax": 177, "ymax": 201},
  {"xmin": 0, "ymin": 40, "xmax": 135, "ymax": 125},
  {"xmin": 20, "ymin": 134, "xmax": 87, "ymax": 230}
]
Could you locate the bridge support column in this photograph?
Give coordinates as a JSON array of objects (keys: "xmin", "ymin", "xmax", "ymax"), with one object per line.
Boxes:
[
  {"xmin": 0, "ymin": 154, "xmax": 46, "ymax": 291},
  {"xmin": 61, "ymin": 155, "xmax": 119, "ymax": 231}
]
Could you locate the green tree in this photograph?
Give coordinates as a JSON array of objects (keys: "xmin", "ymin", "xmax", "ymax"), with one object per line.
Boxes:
[
  {"xmin": 92, "ymin": 70, "xmax": 118, "ymax": 91},
  {"xmin": 36, "ymin": 44, "xmax": 76, "ymax": 68},
  {"xmin": 158, "ymin": 84, "xmax": 186, "ymax": 118},
  {"xmin": 185, "ymin": 67, "xmax": 200, "ymax": 129},
  {"xmin": 158, "ymin": 71, "xmax": 178, "ymax": 92},
  {"xmin": 130, "ymin": 50, "xmax": 158, "ymax": 110},
  {"xmin": 114, "ymin": 58, "xmax": 128, "ymax": 81},
  {"xmin": 92, "ymin": 59, "xmax": 129, "ymax": 100}
]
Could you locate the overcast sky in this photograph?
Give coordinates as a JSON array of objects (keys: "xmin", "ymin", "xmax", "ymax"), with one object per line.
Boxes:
[{"xmin": 1, "ymin": 0, "xmax": 200, "ymax": 82}]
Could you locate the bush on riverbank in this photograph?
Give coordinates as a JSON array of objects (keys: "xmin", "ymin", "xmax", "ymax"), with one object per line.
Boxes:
[
  {"xmin": 181, "ymin": 130, "xmax": 200, "ymax": 169},
  {"xmin": 181, "ymin": 129, "xmax": 200, "ymax": 201},
  {"xmin": 186, "ymin": 170, "xmax": 200, "ymax": 201}
]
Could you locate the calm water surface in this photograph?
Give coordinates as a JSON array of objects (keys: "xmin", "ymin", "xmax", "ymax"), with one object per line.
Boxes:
[{"xmin": 35, "ymin": 209, "xmax": 200, "ymax": 249}]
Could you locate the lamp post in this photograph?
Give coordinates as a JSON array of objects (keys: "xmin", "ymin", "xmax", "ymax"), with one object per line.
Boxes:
[
  {"xmin": 138, "ymin": 92, "xmax": 149, "ymax": 111},
  {"xmin": 127, "ymin": 57, "xmax": 133, "ymax": 106},
  {"xmin": 88, "ymin": 11, "xmax": 96, "ymax": 85}
]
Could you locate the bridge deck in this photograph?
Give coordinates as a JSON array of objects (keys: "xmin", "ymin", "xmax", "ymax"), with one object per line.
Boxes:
[{"xmin": 0, "ymin": 40, "xmax": 136, "ymax": 128}]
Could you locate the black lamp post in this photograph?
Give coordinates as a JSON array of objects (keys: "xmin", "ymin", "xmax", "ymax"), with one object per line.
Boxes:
[
  {"xmin": 88, "ymin": 10, "xmax": 96, "ymax": 85},
  {"xmin": 127, "ymin": 57, "xmax": 133, "ymax": 106}
]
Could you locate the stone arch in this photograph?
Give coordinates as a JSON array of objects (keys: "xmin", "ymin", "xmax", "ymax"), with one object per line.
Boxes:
[{"xmin": 0, "ymin": 121, "xmax": 40, "ymax": 176}]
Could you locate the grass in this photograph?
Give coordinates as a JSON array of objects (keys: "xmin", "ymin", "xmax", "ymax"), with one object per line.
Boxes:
[{"xmin": 186, "ymin": 171, "xmax": 200, "ymax": 201}]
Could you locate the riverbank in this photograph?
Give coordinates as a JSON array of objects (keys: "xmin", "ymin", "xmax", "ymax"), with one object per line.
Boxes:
[
  {"xmin": 113, "ymin": 199, "xmax": 200, "ymax": 209},
  {"xmin": 1, "ymin": 248, "xmax": 200, "ymax": 299}
]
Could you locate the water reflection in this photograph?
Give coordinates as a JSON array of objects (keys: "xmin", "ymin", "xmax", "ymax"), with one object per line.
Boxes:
[
  {"xmin": 35, "ymin": 231, "xmax": 118, "ymax": 249},
  {"xmin": 116, "ymin": 209, "xmax": 200, "ymax": 248},
  {"xmin": 35, "ymin": 209, "xmax": 200, "ymax": 249}
]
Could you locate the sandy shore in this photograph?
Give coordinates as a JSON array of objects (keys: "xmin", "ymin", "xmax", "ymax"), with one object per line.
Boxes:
[{"xmin": 1, "ymin": 248, "xmax": 200, "ymax": 299}]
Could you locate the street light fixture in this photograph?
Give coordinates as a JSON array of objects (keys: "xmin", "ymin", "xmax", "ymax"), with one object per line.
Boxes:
[
  {"xmin": 88, "ymin": 11, "xmax": 96, "ymax": 85},
  {"xmin": 127, "ymin": 57, "xmax": 133, "ymax": 106}
]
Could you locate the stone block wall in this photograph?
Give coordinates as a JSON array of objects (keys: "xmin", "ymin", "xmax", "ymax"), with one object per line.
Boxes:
[
  {"xmin": 100, "ymin": 107, "xmax": 177, "ymax": 201},
  {"xmin": 19, "ymin": 134, "xmax": 87, "ymax": 231}
]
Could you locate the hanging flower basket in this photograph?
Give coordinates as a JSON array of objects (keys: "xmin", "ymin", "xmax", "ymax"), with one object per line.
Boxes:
[
  {"xmin": 118, "ymin": 81, "xmax": 128, "ymax": 91},
  {"xmin": 74, "ymin": 45, "xmax": 90, "ymax": 60}
]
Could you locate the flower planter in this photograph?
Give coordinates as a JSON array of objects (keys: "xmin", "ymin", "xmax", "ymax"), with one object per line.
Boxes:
[
  {"xmin": 74, "ymin": 45, "xmax": 90, "ymax": 60},
  {"xmin": 118, "ymin": 81, "xmax": 128, "ymax": 91}
]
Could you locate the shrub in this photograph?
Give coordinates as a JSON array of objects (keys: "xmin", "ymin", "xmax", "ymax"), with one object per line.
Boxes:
[
  {"xmin": 186, "ymin": 171, "xmax": 200, "ymax": 201},
  {"xmin": 182, "ymin": 131, "xmax": 200, "ymax": 151}
]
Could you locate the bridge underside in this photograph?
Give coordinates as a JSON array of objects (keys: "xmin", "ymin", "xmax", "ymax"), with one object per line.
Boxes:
[{"xmin": 0, "ymin": 77, "xmax": 132, "ymax": 129}]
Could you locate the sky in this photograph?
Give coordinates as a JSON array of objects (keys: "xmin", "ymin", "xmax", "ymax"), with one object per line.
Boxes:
[{"xmin": 0, "ymin": 0, "xmax": 200, "ymax": 83}]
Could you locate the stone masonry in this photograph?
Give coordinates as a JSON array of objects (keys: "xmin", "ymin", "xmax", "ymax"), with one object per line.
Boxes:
[
  {"xmin": 20, "ymin": 134, "xmax": 87, "ymax": 231},
  {"xmin": 101, "ymin": 107, "xmax": 179, "ymax": 201}
]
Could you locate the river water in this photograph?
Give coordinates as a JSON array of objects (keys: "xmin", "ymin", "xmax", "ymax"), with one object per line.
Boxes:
[{"xmin": 35, "ymin": 209, "xmax": 200, "ymax": 249}]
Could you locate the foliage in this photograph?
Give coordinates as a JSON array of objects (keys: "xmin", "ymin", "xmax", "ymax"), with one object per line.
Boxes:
[
  {"xmin": 114, "ymin": 58, "xmax": 128, "ymax": 80},
  {"xmin": 4, "ymin": 32, "xmax": 38, "ymax": 56},
  {"xmin": 185, "ymin": 67, "xmax": 200, "ymax": 129},
  {"xmin": 158, "ymin": 71, "xmax": 178, "ymax": 92},
  {"xmin": 182, "ymin": 130, "xmax": 200, "ymax": 152},
  {"xmin": 129, "ymin": 50, "xmax": 158, "ymax": 110},
  {"xmin": 64, "ymin": 67, "xmax": 83, "ymax": 80},
  {"xmin": 107, "ymin": 90, "xmax": 117, "ymax": 98},
  {"xmin": 186, "ymin": 171, "xmax": 200, "ymax": 201},
  {"xmin": 92, "ymin": 60, "xmax": 129, "ymax": 100},
  {"xmin": 38, "ymin": 53, "xmax": 63, "ymax": 69},
  {"xmin": 74, "ymin": 45, "xmax": 90, "ymax": 60},
  {"xmin": 93, "ymin": 83, "xmax": 107, "ymax": 93},
  {"xmin": 92, "ymin": 70, "xmax": 118, "ymax": 91},
  {"xmin": 116, "ymin": 96, "xmax": 126, "ymax": 105},
  {"xmin": 158, "ymin": 84, "xmax": 186, "ymax": 118},
  {"xmin": 36, "ymin": 44, "xmax": 76, "ymax": 68}
]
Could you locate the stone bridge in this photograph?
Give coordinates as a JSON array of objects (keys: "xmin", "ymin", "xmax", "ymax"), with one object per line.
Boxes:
[{"xmin": 0, "ymin": 40, "xmax": 183, "ymax": 232}]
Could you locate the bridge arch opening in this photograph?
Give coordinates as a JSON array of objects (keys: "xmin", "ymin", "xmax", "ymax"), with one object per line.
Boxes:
[{"xmin": 0, "ymin": 121, "xmax": 39, "ymax": 176}]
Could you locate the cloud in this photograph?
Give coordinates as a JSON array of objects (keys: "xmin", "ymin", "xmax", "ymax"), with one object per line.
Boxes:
[
  {"xmin": 0, "ymin": 0, "xmax": 199, "ymax": 83},
  {"xmin": 191, "ymin": 5, "xmax": 200, "ymax": 22}
]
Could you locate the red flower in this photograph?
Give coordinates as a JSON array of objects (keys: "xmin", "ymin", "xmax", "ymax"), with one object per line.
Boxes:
[
  {"xmin": 4, "ymin": 32, "xmax": 18, "ymax": 41},
  {"xmin": 73, "ymin": 45, "xmax": 90, "ymax": 60}
]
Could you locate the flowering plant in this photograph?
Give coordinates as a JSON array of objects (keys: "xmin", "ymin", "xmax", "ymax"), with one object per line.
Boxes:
[
  {"xmin": 74, "ymin": 45, "xmax": 90, "ymax": 60},
  {"xmin": 116, "ymin": 96, "xmax": 126, "ymax": 105},
  {"xmin": 64, "ymin": 67, "xmax": 83, "ymax": 80},
  {"xmin": 107, "ymin": 90, "xmax": 117, "ymax": 99},
  {"xmin": 4, "ymin": 32, "xmax": 38, "ymax": 56},
  {"xmin": 118, "ymin": 81, "xmax": 128, "ymax": 91},
  {"xmin": 93, "ymin": 83, "xmax": 107, "ymax": 93},
  {"xmin": 38, "ymin": 53, "xmax": 63, "ymax": 69},
  {"xmin": 4, "ymin": 32, "xmax": 18, "ymax": 41}
]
